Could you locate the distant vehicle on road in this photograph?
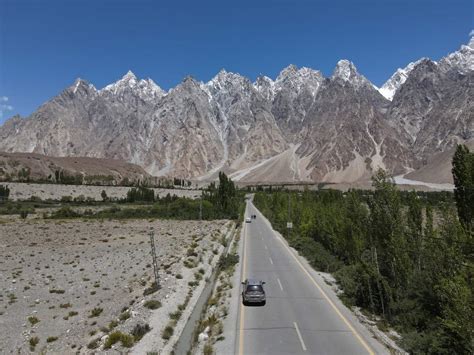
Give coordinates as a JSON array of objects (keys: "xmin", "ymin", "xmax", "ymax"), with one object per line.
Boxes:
[
  {"xmin": 241, "ymin": 279, "xmax": 266, "ymax": 306},
  {"xmin": 245, "ymin": 217, "xmax": 251, "ymax": 223}
]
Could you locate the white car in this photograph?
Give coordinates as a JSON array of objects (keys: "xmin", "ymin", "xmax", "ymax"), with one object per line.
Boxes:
[{"xmin": 245, "ymin": 217, "xmax": 251, "ymax": 223}]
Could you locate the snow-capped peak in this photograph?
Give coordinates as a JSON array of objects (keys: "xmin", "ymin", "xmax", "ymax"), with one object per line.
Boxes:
[
  {"xmin": 205, "ymin": 69, "xmax": 250, "ymax": 93},
  {"xmin": 332, "ymin": 60, "xmax": 358, "ymax": 82},
  {"xmin": 274, "ymin": 64, "xmax": 324, "ymax": 98},
  {"xmin": 100, "ymin": 71, "xmax": 165, "ymax": 101},
  {"xmin": 439, "ymin": 37, "xmax": 474, "ymax": 73},
  {"xmin": 253, "ymin": 75, "xmax": 275, "ymax": 101},
  {"xmin": 332, "ymin": 60, "xmax": 372, "ymax": 89},
  {"xmin": 122, "ymin": 70, "xmax": 137, "ymax": 81},
  {"xmin": 70, "ymin": 78, "xmax": 97, "ymax": 95},
  {"xmin": 276, "ymin": 64, "xmax": 298, "ymax": 82},
  {"xmin": 378, "ymin": 58, "xmax": 426, "ymax": 100}
]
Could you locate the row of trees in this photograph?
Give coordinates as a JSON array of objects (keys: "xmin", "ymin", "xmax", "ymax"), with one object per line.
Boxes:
[
  {"xmin": 49, "ymin": 172, "xmax": 244, "ymax": 221},
  {"xmin": 253, "ymin": 145, "xmax": 473, "ymax": 354}
]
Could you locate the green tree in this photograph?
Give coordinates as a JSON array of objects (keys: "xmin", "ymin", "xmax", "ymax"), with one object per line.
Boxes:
[
  {"xmin": 0, "ymin": 184, "xmax": 10, "ymax": 202},
  {"xmin": 452, "ymin": 144, "xmax": 474, "ymax": 230}
]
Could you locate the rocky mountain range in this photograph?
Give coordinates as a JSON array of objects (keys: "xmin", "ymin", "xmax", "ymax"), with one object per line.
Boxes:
[{"xmin": 0, "ymin": 38, "xmax": 472, "ymax": 183}]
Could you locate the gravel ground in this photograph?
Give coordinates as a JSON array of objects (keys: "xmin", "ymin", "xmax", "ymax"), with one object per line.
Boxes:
[
  {"xmin": 0, "ymin": 217, "xmax": 229, "ymax": 353},
  {"xmin": 3, "ymin": 182, "xmax": 201, "ymax": 201}
]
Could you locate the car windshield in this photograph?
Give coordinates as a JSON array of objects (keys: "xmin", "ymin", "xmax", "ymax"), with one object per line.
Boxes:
[{"xmin": 246, "ymin": 285, "xmax": 263, "ymax": 292}]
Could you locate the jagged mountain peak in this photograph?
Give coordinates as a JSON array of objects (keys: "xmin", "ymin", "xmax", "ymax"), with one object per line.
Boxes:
[
  {"xmin": 100, "ymin": 70, "xmax": 165, "ymax": 100},
  {"xmin": 122, "ymin": 70, "xmax": 137, "ymax": 80},
  {"xmin": 276, "ymin": 64, "xmax": 298, "ymax": 79},
  {"xmin": 332, "ymin": 59, "xmax": 359, "ymax": 81},
  {"xmin": 274, "ymin": 64, "xmax": 324, "ymax": 98},
  {"xmin": 209, "ymin": 69, "xmax": 248, "ymax": 84},
  {"xmin": 439, "ymin": 37, "xmax": 474, "ymax": 73},
  {"xmin": 379, "ymin": 58, "xmax": 428, "ymax": 100},
  {"xmin": 68, "ymin": 78, "xmax": 97, "ymax": 96},
  {"xmin": 174, "ymin": 76, "xmax": 202, "ymax": 92},
  {"xmin": 253, "ymin": 75, "xmax": 275, "ymax": 102},
  {"xmin": 331, "ymin": 59, "xmax": 377, "ymax": 91}
]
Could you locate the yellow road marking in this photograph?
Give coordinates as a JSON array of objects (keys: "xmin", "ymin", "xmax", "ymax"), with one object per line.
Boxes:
[{"xmin": 271, "ymin": 214, "xmax": 375, "ymax": 355}]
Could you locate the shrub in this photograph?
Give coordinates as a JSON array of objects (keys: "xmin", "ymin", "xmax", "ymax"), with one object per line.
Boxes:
[
  {"xmin": 28, "ymin": 316, "xmax": 39, "ymax": 325},
  {"xmin": 104, "ymin": 331, "xmax": 134, "ymax": 349},
  {"xmin": 108, "ymin": 320, "xmax": 119, "ymax": 330},
  {"xmin": 119, "ymin": 311, "xmax": 131, "ymax": 321},
  {"xmin": 87, "ymin": 338, "xmax": 100, "ymax": 349},
  {"xmin": 144, "ymin": 300, "xmax": 161, "ymax": 310},
  {"xmin": 49, "ymin": 288, "xmax": 65, "ymax": 294},
  {"xmin": 50, "ymin": 206, "xmax": 80, "ymax": 219},
  {"xmin": 143, "ymin": 282, "xmax": 159, "ymax": 296},
  {"xmin": 29, "ymin": 337, "xmax": 39, "ymax": 350},
  {"xmin": 88, "ymin": 307, "xmax": 103, "ymax": 318},
  {"xmin": 203, "ymin": 343, "xmax": 214, "ymax": 355},
  {"xmin": 161, "ymin": 325, "xmax": 174, "ymax": 340},
  {"xmin": 217, "ymin": 253, "xmax": 239, "ymax": 272},
  {"xmin": 46, "ymin": 336, "xmax": 58, "ymax": 343},
  {"xmin": 131, "ymin": 323, "xmax": 151, "ymax": 341},
  {"xmin": 169, "ymin": 310, "xmax": 182, "ymax": 321}
]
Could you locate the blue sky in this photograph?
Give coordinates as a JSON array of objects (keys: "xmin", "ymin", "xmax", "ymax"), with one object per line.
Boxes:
[{"xmin": 0, "ymin": 0, "xmax": 472, "ymax": 123}]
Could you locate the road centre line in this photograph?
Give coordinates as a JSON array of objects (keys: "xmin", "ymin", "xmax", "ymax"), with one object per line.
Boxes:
[
  {"xmin": 277, "ymin": 278, "xmax": 283, "ymax": 291},
  {"xmin": 293, "ymin": 322, "xmax": 307, "ymax": 351}
]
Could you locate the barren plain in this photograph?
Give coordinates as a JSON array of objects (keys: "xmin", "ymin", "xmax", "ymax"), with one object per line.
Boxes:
[{"xmin": 0, "ymin": 217, "xmax": 230, "ymax": 353}]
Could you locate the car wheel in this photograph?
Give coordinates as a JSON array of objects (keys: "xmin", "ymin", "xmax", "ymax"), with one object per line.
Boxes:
[{"xmin": 261, "ymin": 300, "xmax": 266, "ymax": 306}]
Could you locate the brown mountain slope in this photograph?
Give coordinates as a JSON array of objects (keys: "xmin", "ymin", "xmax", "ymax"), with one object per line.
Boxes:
[
  {"xmin": 0, "ymin": 152, "xmax": 151, "ymax": 185},
  {"xmin": 405, "ymin": 140, "xmax": 474, "ymax": 184}
]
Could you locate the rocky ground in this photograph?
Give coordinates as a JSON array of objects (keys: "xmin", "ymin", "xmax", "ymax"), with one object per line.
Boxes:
[
  {"xmin": 3, "ymin": 182, "xmax": 201, "ymax": 201},
  {"xmin": 0, "ymin": 217, "xmax": 230, "ymax": 353}
]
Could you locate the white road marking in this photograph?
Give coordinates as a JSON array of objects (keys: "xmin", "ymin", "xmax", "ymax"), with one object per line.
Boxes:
[
  {"xmin": 293, "ymin": 322, "xmax": 307, "ymax": 351},
  {"xmin": 269, "ymin": 257, "xmax": 274, "ymax": 265},
  {"xmin": 277, "ymin": 278, "xmax": 283, "ymax": 291}
]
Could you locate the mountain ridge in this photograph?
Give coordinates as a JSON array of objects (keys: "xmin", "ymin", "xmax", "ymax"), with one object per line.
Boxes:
[{"xmin": 1, "ymin": 38, "xmax": 472, "ymax": 183}]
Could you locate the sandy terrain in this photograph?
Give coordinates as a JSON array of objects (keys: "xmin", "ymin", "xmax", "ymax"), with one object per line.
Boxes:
[
  {"xmin": 3, "ymin": 182, "xmax": 201, "ymax": 201},
  {"xmin": 405, "ymin": 140, "xmax": 474, "ymax": 184},
  {"xmin": 0, "ymin": 217, "xmax": 230, "ymax": 353}
]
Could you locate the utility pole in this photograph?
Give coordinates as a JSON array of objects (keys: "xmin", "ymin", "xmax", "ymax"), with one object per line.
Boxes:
[{"xmin": 149, "ymin": 228, "xmax": 160, "ymax": 289}]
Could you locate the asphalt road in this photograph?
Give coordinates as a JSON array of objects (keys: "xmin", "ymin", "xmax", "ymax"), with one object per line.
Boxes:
[{"xmin": 236, "ymin": 200, "xmax": 385, "ymax": 355}]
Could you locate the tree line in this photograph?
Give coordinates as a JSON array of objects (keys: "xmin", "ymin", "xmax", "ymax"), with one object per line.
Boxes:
[
  {"xmin": 253, "ymin": 145, "xmax": 473, "ymax": 354},
  {"xmin": 49, "ymin": 172, "xmax": 244, "ymax": 221}
]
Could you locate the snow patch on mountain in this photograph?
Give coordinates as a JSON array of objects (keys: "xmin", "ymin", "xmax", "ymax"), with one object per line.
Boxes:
[
  {"xmin": 439, "ymin": 38, "xmax": 474, "ymax": 73},
  {"xmin": 332, "ymin": 60, "xmax": 371, "ymax": 89},
  {"xmin": 379, "ymin": 59, "xmax": 426, "ymax": 100},
  {"xmin": 100, "ymin": 70, "xmax": 166, "ymax": 101},
  {"xmin": 274, "ymin": 64, "xmax": 323, "ymax": 97}
]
